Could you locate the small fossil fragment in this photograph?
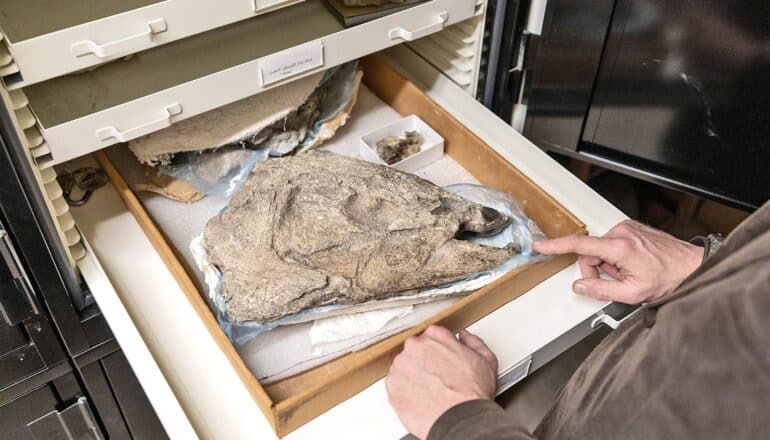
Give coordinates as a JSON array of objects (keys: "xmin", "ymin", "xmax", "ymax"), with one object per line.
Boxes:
[
  {"xmin": 203, "ymin": 151, "xmax": 519, "ymax": 323},
  {"xmin": 375, "ymin": 130, "xmax": 423, "ymax": 164}
]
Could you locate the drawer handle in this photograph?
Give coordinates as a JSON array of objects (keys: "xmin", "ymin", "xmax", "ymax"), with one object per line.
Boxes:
[
  {"xmin": 95, "ymin": 103, "xmax": 182, "ymax": 143},
  {"xmin": 0, "ymin": 228, "xmax": 40, "ymax": 326},
  {"xmin": 388, "ymin": 12, "xmax": 448, "ymax": 41},
  {"xmin": 71, "ymin": 18, "xmax": 168, "ymax": 58}
]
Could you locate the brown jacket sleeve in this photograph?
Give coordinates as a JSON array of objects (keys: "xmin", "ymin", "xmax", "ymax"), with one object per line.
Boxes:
[{"xmin": 427, "ymin": 400, "xmax": 537, "ymax": 440}]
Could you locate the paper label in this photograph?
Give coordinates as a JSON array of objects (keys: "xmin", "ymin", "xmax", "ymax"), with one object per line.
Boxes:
[{"xmin": 258, "ymin": 41, "xmax": 324, "ymax": 86}]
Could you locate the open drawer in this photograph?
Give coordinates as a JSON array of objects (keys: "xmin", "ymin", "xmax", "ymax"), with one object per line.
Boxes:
[
  {"xmin": 69, "ymin": 54, "xmax": 594, "ymax": 437},
  {"xmin": 1, "ymin": 41, "xmax": 627, "ymax": 440},
  {"xmin": 0, "ymin": 0, "xmax": 306, "ymax": 87},
  {"xmin": 14, "ymin": 0, "xmax": 476, "ymax": 165}
]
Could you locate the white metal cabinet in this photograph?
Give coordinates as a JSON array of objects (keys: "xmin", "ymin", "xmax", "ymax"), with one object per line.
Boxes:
[
  {"xmin": 63, "ymin": 46, "xmax": 625, "ymax": 439},
  {"xmin": 18, "ymin": 0, "xmax": 475, "ymax": 165},
  {"xmin": 0, "ymin": 0, "xmax": 305, "ymax": 87}
]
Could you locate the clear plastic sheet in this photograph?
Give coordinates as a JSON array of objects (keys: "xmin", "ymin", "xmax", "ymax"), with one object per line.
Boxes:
[
  {"xmin": 159, "ymin": 145, "xmax": 269, "ymax": 197},
  {"xmin": 190, "ymin": 183, "xmax": 549, "ymax": 345}
]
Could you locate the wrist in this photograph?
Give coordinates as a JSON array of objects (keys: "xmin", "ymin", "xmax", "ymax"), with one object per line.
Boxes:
[
  {"xmin": 658, "ymin": 241, "xmax": 703, "ymax": 299},
  {"xmin": 680, "ymin": 242, "xmax": 705, "ymax": 283},
  {"xmin": 688, "ymin": 243, "xmax": 706, "ymax": 269}
]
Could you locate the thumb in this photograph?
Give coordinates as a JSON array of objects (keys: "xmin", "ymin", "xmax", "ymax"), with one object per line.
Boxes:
[
  {"xmin": 573, "ymin": 278, "xmax": 636, "ymax": 303},
  {"xmin": 459, "ymin": 330, "xmax": 497, "ymax": 370}
]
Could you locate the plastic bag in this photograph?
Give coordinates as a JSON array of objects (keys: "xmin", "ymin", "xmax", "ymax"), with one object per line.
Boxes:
[
  {"xmin": 190, "ymin": 183, "xmax": 549, "ymax": 345},
  {"xmin": 446, "ymin": 183, "xmax": 546, "ymax": 253},
  {"xmin": 159, "ymin": 144, "xmax": 269, "ymax": 197}
]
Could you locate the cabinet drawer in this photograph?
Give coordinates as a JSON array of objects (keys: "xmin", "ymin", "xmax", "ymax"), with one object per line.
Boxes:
[
  {"xmin": 66, "ymin": 53, "xmax": 597, "ymax": 437},
  {"xmin": 4, "ymin": 48, "xmax": 624, "ymax": 440},
  {"xmin": 18, "ymin": 0, "xmax": 476, "ymax": 165},
  {"xmin": 0, "ymin": 0, "xmax": 305, "ymax": 87}
]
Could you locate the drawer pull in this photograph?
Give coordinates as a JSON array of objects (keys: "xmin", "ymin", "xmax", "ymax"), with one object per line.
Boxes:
[
  {"xmin": 388, "ymin": 12, "xmax": 448, "ymax": 41},
  {"xmin": 96, "ymin": 103, "xmax": 182, "ymax": 142},
  {"xmin": 71, "ymin": 18, "xmax": 168, "ymax": 58},
  {"xmin": 0, "ymin": 227, "xmax": 40, "ymax": 325}
]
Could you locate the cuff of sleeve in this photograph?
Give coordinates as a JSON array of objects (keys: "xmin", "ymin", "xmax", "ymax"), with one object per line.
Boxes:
[
  {"xmin": 690, "ymin": 233, "xmax": 724, "ymax": 263},
  {"xmin": 427, "ymin": 399, "xmax": 509, "ymax": 440}
]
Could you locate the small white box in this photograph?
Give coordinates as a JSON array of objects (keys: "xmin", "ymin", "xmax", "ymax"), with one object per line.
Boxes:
[{"xmin": 359, "ymin": 115, "xmax": 444, "ymax": 173}]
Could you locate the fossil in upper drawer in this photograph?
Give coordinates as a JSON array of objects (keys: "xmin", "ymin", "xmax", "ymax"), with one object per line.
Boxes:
[
  {"xmin": 203, "ymin": 151, "xmax": 519, "ymax": 323},
  {"xmin": 129, "ymin": 62, "xmax": 362, "ymax": 166}
]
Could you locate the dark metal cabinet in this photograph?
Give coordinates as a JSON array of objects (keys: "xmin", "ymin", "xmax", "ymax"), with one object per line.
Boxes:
[
  {"xmin": 1, "ymin": 212, "xmax": 69, "ymax": 404},
  {"xmin": 1, "ymin": 109, "xmax": 168, "ymax": 438},
  {"xmin": 1, "ymin": 373, "xmax": 100, "ymax": 440},
  {"xmin": 0, "ymin": 314, "xmax": 66, "ymax": 396},
  {"xmin": 582, "ymin": 0, "xmax": 769, "ymax": 209},
  {"xmin": 86, "ymin": 351, "xmax": 168, "ymax": 439},
  {"xmin": 488, "ymin": 0, "xmax": 769, "ymax": 210},
  {"xmin": 522, "ymin": 0, "xmax": 616, "ymax": 152}
]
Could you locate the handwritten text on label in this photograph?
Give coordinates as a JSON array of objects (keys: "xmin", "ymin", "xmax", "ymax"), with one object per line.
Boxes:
[{"xmin": 258, "ymin": 41, "xmax": 324, "ymax": 86}]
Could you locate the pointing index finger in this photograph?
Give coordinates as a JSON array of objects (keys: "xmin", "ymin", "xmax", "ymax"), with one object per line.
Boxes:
[{"xmin": 533, "ymin": 234, "xmax": 621, "ymax": 263}]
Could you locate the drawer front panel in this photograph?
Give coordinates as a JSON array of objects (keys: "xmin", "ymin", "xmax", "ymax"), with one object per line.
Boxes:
[
  {"xmin": 75, "ymin": 221, "xmax": 197, "ymax": 439},
  {"xmin": 3, "ymin": 0, "xmax": 304, "ymax": 87},
  {"xmin": 38, "ymin": 0, "xmax": 476, "ymax": 164}
]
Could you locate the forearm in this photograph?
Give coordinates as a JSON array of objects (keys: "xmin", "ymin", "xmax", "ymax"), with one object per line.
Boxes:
[{"xmin": 427, "ymin": 400, "xmax": 537, "ymax": 440}]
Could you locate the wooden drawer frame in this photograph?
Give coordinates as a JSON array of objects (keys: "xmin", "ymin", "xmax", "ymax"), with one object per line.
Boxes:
[{"xmin": 93, "ymin": 54, "xmax": 585, "ymax": 436}]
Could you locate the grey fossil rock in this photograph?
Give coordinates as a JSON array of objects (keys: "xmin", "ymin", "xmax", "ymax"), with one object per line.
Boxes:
[
  {"xmin": 247, "ymin": 84, "xmax": 324, "ymax": 155},
  {"xmin": 203, "ymin": 151, "xmax": 518, "ymax": 323},
  {"xmin": 375, "ymin": 130, "xmax": 423, "ymax": 164}
]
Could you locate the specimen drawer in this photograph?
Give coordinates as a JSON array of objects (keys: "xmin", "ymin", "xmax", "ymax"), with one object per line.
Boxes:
[
  {"xmin": 79, "ymin": 54, "xmax": 586, "ymax": 437},
  {"xmin": 17, "ymin": 0, "xmax": 476, "ymax": 165},
  {"xmin": 0, "ymin": 0, "xmax": 305, "ymax": 87}
]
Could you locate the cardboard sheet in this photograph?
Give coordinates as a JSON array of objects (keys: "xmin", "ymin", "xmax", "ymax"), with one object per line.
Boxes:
[{"xmin": 108, "ymin": 85, "xmax": 480, "ymax": 382}]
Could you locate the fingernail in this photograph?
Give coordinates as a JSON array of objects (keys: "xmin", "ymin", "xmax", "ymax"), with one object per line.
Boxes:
[{"xmin": 573, "ymin": 282, "xmax": 587, "ymax": 295}]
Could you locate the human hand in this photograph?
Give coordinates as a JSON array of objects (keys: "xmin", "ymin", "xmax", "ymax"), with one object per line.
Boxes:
[
  {"xmin": 533, "ymin": 220, "xmax": 704, "ymax": 303},
  {"xmin": 385, "ymin": 325, "xmax": 498, "ymax": 440}
]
